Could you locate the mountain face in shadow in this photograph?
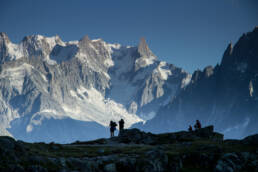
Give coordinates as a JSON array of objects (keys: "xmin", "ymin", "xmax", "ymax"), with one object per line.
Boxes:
[{"xmin": 138, "ymin": 27, "xmax": 258, "ymax": 139}]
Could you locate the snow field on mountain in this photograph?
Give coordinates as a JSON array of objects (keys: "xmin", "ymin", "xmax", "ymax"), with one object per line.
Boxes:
[{"xmin": 65, "ymin": 86, "xmax": 143, "ymax": 128}]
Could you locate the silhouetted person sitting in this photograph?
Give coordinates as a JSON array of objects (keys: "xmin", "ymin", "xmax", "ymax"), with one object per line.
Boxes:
[
  {"xmin": 109, "ymin": 121, "xmax": 117, "ymax": 138},
  {"xmin": 188, "ymin": 125, "xmax": 193, "ymax": 132},
  {"xmin": 194, "ymin": 120, "xmax": 202, "ymax": 130},
  {"xmin": 119, "ymin": 119, "xmax": 124, "ymax": 131}
]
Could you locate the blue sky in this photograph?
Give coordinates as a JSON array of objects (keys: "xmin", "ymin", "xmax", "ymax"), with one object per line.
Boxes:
[{"xmin": 1, "ymin": 0, "xmax": 257, "ymax": 73}]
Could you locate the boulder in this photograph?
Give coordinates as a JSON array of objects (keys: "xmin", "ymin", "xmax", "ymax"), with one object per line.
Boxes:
[
  {"xmin": 194, "ymin": 125, "xmax": 223, "ymax": 141},
  {"xmin": 167, "ymin": 126, "xmax": 223, "ymax": 143},
  {"xmin": 117, "ymin": 128, "xmax": 156, "ymax": 144},
  {"xmin": 116, "ymin": 126, "xmax": 223, "ymax": 145},
  {"xmin": 195, "ymin": 125, "xmax": 214, "ymax": 137}
]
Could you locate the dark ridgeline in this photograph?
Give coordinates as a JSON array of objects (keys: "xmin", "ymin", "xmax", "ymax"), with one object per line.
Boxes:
[{"xmin": 139, "ymin": 27, "xmax": 258, "ymax": 139}]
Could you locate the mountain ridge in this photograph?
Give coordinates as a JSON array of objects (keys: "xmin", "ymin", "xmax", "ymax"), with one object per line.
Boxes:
[
  {"xmin": 0, "ymin": 32, "xmax": 190, "ymax": 143},
  {"xmin": 1, "ymin": 27, "xmax": 257, "ymax": 142},
  {"xmin": 138, "ymin": 27, "xmax": 258, "ymax": 139}
]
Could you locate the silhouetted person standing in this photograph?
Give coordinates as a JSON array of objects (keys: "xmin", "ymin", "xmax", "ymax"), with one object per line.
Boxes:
[
  {"xmin": 188, "ymin": 125, "xmax": 193, "ymax": 132},
  {"xmin": 119, "ymin": 119, "xmax": 124, "ymax": 131},
  {"xmin": 109, "ymin": 121, "xmax": 117, "ymax": 138},
  {"xmin": 194, "ymin": 120, "xmax": 202, "ymax": 130}
]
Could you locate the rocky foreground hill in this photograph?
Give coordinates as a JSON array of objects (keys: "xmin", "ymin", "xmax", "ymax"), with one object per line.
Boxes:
[{"xmin": 0, "ymin": 126, "xmax": 257, "ymax": 172}]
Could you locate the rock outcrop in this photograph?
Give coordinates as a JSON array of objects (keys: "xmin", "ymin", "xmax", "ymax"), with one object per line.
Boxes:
[{"xmin": 115, "ymin": 126, "xmax": 223, "ymax": 145}]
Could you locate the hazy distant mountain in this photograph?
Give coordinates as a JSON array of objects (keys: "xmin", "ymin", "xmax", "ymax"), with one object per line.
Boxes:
[
  {"xmin": 0, "ymin": 33, "xmax": 190, "ymax": 143},
  {"xmin": 138, "ymin": 27, "xmax": 258, "ymax": 139}
]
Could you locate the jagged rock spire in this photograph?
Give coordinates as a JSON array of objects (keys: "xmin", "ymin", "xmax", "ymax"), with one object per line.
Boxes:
[
  {"xmin": 225, "ymin": 43, "xmax": 233, "ymax": 56},
  {"xmin": 221, "ymin": 43, "xmax": 233, "ymax": 66},
  {"xmin": 138, "ymin": 37, "xmax": 148, "ymax": 53},
  {"xmin": 79, "ymin": 35, "xmax": 91, "ymax": 46},
  {"xmin": 138, "ymin": 37, "xmax": 156, "ymax": 58}
]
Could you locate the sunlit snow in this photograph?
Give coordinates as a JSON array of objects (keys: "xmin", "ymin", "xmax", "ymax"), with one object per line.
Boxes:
[{"xmin": 65, "ymin": 86, "xmax": 143, "ymax": 128}]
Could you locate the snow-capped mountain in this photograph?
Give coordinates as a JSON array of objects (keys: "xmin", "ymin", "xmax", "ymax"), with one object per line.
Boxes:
[
  {"xmin": 0, "ymin": 32, "xmax": 190, "ymax": 143},
  {"xmin": 138, "ymin": 27, "xmax": 258, "ymax": 139}
]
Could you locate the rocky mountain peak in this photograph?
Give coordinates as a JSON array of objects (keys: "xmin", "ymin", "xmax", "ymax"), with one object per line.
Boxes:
[
  {"xmin": 53, "ymin": 35, "xmax": 64, "ymax": 44},
  {"xmin": 138, "ymin": 37, "xmax": 147, "ymax": 49},
  {"xmin": 79, "ymin": 35, "xmax": 91, "ymax": 46},
  {"xmin": 134, "ymin": 38, "xmax": 157, "ymax": 71},
  {"xmin": 221, "ymin": 43, "xmax": 233, "ymax": 66},
  {"xmin": 21, "ymin": 35, "xmax": 42, "ymax": 45},
  {"xmin": 138, "ymin": 37, "xmax": 156, "ymax": 58},
  {"xmin": 220, "ymin": 27, "xmax": 258, "ymax": 72}
]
